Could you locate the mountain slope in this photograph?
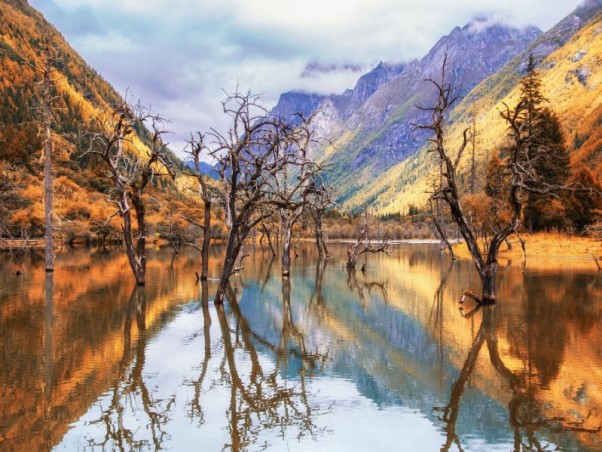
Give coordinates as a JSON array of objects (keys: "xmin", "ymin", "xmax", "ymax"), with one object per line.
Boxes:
[
  {"xmin": 345, "ymin": 2, "xmax": 602, "ymax": 216},
  {"xmin": 270, "ymin": 19, "xmax": 541, "ymax": 204},
  {"xmin": 0, "ymin": 0, "xmax": 202, "ymax": 240}
]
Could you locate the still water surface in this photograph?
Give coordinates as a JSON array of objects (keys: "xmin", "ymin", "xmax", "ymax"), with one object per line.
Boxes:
[{"xmin": 1, "ymin": 244, "xmax": 601, "ymax": 451}]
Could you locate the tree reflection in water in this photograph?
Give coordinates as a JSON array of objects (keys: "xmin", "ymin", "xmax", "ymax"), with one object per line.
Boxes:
[
  {"xmin": 87, "ymin": 287, "xmax": 175, "ymax": 450},
  {"xmin": 309, "ymin": 258, "xmax": 328, "ymax": 318},
  {"xmin": 437, "ymin": 304, "xmax": 601, "ymax": 451},
  {"xmin": 78, "ymin": 263, "xmax": 329, "ymax": 451},
  {"xmin": 215, "ymin": 280, "xmax": 329, "ymax": 451},
  {"xmin": 346, "ymin": 267, "xmax": 389, "ymax": 309},
  {"xmin": 186, "ymin": 280, "xmax": 212, "ymax": 426}
]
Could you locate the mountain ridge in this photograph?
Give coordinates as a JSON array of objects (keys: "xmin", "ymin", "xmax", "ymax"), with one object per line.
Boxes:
[
  {"xmin": 343, "ymin": 4, "xmax": 602, "ymax": 215},
  {"xmin": 267, "ymin": 0, "xmax": 602, "ymax": 215}
]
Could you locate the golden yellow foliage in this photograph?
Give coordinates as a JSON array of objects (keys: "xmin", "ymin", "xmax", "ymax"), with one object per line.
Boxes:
[{"xmin": 345, "ymin": 14, "xmax": 602, "ymax": 216}]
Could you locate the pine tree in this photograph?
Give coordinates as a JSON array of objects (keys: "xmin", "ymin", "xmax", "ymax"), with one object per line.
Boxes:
[{"xmin": 518, "ymin": 54, "xmax": 570, "ymax": 232}]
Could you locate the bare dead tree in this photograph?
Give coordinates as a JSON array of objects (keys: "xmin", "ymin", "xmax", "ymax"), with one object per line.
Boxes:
[
  {"xmin": 429, "ymin": 199, "xmax": 456, "ymax": 259},
  {"xmin": 185, "ymin": 132, "xmax": 216, "ymax": 281},
  {"xmin": 209, "ymin": 90, "xmax": 300, "ymax": 304},
  {"xmin": 346, "ymin": 212, "xmax": 389, "ymax": 269},
  {"xmin": 82, "ymin": 96, "xmax": 176, "ymax": 285},
  {"xmin": 31, "ymin": 36, "xmax": 61, "ymax": 272},
  {"xmin": 425, "ymin": 137, "xmax": 456, "ymax": 259},
  {"xmin": 271, "ymin": 115, "xmax": 328, "ymax": 276},
  {"xmin": 416, "ymin": 57, "xmax": 578, "ymax": 303},
  {"xmin": 307, "ymin": 182, "xmax": 334, "ymax": 260}
]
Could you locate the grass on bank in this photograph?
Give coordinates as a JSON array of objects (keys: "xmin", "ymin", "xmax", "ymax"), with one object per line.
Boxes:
[{"xmin": 453, "ymin": 232, "xmax": 602, "ymax": 271}]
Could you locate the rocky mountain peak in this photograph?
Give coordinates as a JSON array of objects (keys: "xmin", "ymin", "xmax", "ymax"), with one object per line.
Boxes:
[
  {"xmin": 576, "ymin": 0, "xmax": 602, "ymax": 12},
  {"xmin": 270, "ymin": 91, "xmax": 326, "ymax": 124},
  {"xmin": 574, "ymin": 0, "xmax": 602, "ymax": 20},
  {"xmin": 421, "ymin": 17, "xmax": 541, "ymax": 80}
]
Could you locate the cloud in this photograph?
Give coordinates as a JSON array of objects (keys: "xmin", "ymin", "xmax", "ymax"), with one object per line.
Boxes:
[
  {"xmin": 301, "ymin": 62, "xmax": 365, "ymax": 79},
  {"xmin": 30, "ymin": 0, "xmax": 582, "ymax": 156}
]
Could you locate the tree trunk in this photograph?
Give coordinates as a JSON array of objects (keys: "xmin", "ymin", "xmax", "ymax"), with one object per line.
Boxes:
[
  {"xmin": 481, "ymin": 266, "xmax": 497, "ymax": 303},
  {"xmin": 43, "ymin": 46, "xmax": 54, "ymax": 273},
  {"xmin": 432, "ymin": 215, "xmax": 456, "ymax": 259},
  {"xmin": 315, "ymin": 215, "xmax": 328, "ymax": 259},
  {"xmin": 527, "ymin": 193, "xmax": 534, "ymax": 234},
  {"xmin": 200, "ymin": 200, "xmax": 211, "ymax": 281},
  {"xmin": 281, "ymin": 217, "xmax": 293, "ymax": 276},
  {"xmin": 119, "ymin": 191, "xmax": 146, "ymax": 286},
  {"xmin": 346, "ymin": 247, "xmax": 357, "ymax": 269},
  {"xmin": 131, "ymin": 195, "xmax": 147, "ymax": 286},
  {"xmin": 214, "ymin": 229, "xmax": 242, "ymax": 304}
]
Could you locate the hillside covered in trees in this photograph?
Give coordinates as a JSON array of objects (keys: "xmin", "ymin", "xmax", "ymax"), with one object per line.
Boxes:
[
  {"xmin": 0, "ymin": 0, "xmax": 208, "ymax": 243},
  {"xmin": 337, "ymin": 2, "xmax": 602, "ymax": 219},
  {"xmin": 1, "ymin": 0, "xmax": 601, "ymax": 244}
]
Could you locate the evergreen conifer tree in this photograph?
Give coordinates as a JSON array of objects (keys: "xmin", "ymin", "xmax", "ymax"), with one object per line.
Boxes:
[{"xmin": 518, "ymin": 55, "xmax": 570, "ymax": 232}]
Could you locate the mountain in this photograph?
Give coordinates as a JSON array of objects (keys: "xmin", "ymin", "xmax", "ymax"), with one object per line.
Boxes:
[
  {"xmin": 0, "ymin": 0, "xmax": 203, "ymax": 240},
  {"xmin": 343, "ymin": 0, "xmax": 602, "ymax": 215},
  {"xmin": 270, "ymin": 91, "xmax": 326, "ymax": 124},
  {"xmin": 270, "ymin": 18, "xmax": 541, "ymax": 204}
]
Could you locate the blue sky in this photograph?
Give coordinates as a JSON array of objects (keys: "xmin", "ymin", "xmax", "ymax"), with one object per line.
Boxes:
[{"xmin": 30, "ymin": 0, "xmax": 583, "ymax": 153}]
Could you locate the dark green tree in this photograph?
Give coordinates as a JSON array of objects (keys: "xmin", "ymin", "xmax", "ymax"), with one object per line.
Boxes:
[{"xmin": 518, "ymin": 55, "xmax": 570, "ymax": 232}]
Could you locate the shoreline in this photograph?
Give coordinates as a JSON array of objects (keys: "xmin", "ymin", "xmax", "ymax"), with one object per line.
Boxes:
[{"xmin": 451, "ymin": 232, "xmax": 602, "ymax": 271}]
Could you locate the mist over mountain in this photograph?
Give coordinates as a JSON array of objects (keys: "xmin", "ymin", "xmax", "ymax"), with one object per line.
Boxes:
[
  {"xmin": 340, "ymin": 0, "xmax": 602, "ymax": 215},
  {"xmin": 269, "ymin": 18, "xmax": 542, "ymax": 201},
  {"xmin": 269, "ymin": 0, "xmax": 601, "ymax": 213}
]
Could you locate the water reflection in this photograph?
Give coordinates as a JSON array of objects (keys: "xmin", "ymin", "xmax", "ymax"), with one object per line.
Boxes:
[
  {"xmin": 185, "ymin": 281, "xmax": 211, "ymax": 427},
  {"xmin": 346, "ymin": 267, "xmax": 389, "ymax": 308},
  {"xmin": 215, "ymin": 281, "xmax": 327, "ymax": 450},
  {"xmin": 86, "ymin": 288, "xmax": 175, "ymax": 450},
  {"xmin": 1, "ymin": 245, "xmax": 602, "ymax": 451},
  {"xmin": 437, "ymin": 301, "xmax": 602, "ymax": 451}
]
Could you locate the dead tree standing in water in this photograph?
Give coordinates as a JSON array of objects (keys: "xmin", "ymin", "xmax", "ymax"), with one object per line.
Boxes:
[
  {"xmin": 185, "ymin": 133, "xmax": 215, "ymax": 281},
  {"xmin": 272, "ymin": 116, "xmax": 327, "ymax": 276},
  {"xmin": 346, "ymin": 212, "xmax": 388, "ymax": 269},
  {"xmin": 209, "ymin": 91, "xmax": 296, "ymax": 304},
  {"xmin": 307, "ymin": 182, "xmax": 334, "ymax": 260},
  {"xmin": 84, "ymin": 97, "xmax": 176, "ymax": 285},
  {"xmin": 417, "ymin": 57, "xmax": 574, "ymax": 303},
  {"xmin": 33, "ymin": 36, "xmax": 60, "ymax": 272}
]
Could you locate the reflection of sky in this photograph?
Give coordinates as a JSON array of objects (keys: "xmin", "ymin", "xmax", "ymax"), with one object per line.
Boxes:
[
  {"xmin": 237, "ymin": 271, "xmax": 518, "ymax": 448},
  {"xmin": 57, "ymin": 286, "xmax": 515, "ymax": 450},
  {"xmin": 55, "ymin": 301, "xmax": 451, "ymax": 451},
  {"xmin": 53, "ymin": 245, "xmax": 599, "ymax": 451}
]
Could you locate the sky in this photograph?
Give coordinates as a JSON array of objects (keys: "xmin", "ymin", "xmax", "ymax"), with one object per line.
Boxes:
[{"xmin": 30, "ymin": 0, "xmax": 583, "ymax": 154}]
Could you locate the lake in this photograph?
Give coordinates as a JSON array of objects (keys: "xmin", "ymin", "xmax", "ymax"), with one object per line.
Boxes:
[{"xmin": 1, "ymin": 244, "xmax": 601, "ymax": 451}]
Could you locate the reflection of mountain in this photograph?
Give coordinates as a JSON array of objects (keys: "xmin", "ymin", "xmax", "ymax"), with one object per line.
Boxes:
[
  {"xmin": 2, "ymin": 245, "xmax": 601, "ymax": 450},
  {"xmin": 236, "ymin": 245, "xmax": 602, "ymax": 450},
  {"xmin": 0, "ymin": 249, "xmax": 200, "ymax": 451}
]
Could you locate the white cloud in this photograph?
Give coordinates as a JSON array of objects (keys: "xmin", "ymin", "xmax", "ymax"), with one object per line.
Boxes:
[
  {"xmin": 30, "ymin": 0, "xmax": 583, "ymax": 156},
  {"xmin": 76, "ymin": 30, "xmax": 141, "ymax": 53}
]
